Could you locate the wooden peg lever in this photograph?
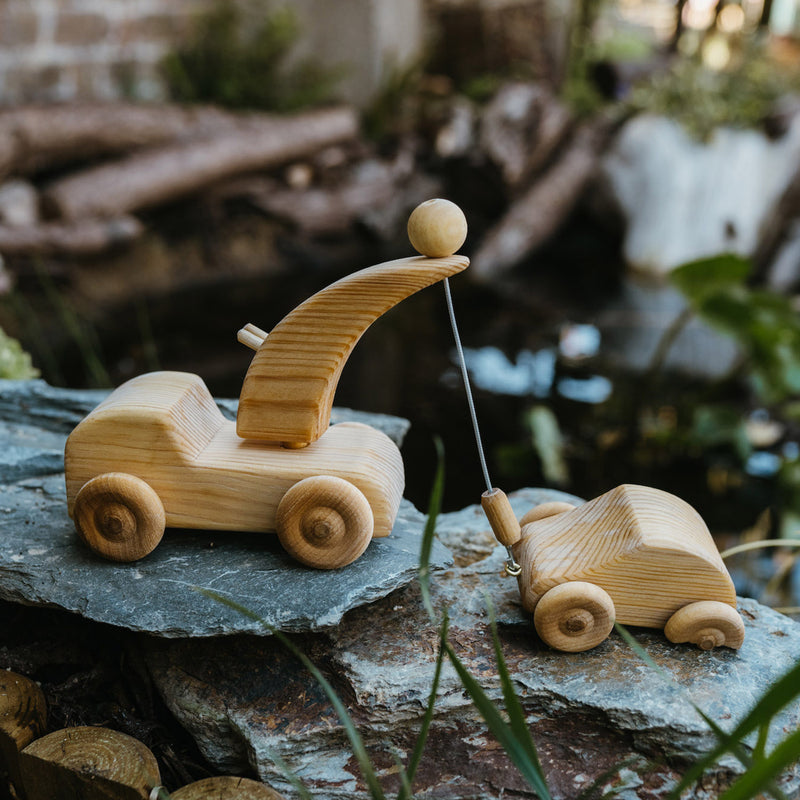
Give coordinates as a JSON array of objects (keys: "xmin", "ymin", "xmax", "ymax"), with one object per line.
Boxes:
[{"xmin": 237, "ymin": 323, "xmax": 268, "ymax": 351}]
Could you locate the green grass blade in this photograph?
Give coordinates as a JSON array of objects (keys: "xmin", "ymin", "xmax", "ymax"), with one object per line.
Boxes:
[
  {"xmin": 443, "ymin": 630, "xmax": 552, "ymax": 799},
  {"xmin": 669, "ymin": 651, "xmax": 800, "ymax": 798},
  {"xmin": 573, "ymin": 756, "xmax": 647, "ymax": 800},
  {"xmin": 398, "ymin": 614, "xmax": 449, "ymax": 800},
  {"xmin": 419, "ymin": 436, "xmax": 445, "ymax": 622},
  {"xmin": 198, "ymin": 589, "xmax": 387, "ymax": 800},
  {"xmin": 615, "ymin": 624, "xmax": 796, "ymax": 800},
  {"xmin": 486, "ymin": 600, "xmax": 545, "ymax": 775},
  {"xmin": 261, "ymin": 745, "xmax": 316, "ymax": 800},
  {"xmin": 718, "ymin": 727, "xmax": 800, "ymax": 800}
]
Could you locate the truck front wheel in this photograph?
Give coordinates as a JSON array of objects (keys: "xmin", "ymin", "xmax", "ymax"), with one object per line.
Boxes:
[
  {"xmin": 276, "ymin": 476, "xmax": 374, "ymax": 569},
  {"xmin": 73, "ymin": 473, "xmax": 166, "ymax": 562}
]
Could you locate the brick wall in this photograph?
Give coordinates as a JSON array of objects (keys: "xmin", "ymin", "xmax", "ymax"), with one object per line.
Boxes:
[
  {"xmin": 0, "ymin": 0, "xmax": 208, "ymax": 104},
  {"xmin": 0, "ymin": 0, "xmax": 425, "ymax": 107}
]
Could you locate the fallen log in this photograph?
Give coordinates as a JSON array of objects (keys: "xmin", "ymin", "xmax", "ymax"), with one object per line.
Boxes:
[
  {"xmin": 471, "ymin": 121, "xmax": 610, "ymax": 282},
  {"xmin": 480, "ymin": 82, "xmax": 573, "ymax": 188},
  {"xmin": 0, "ymin": 217, "xmax": 143, "ymax": 257},
  {"xmin": 219, "ymin": 155, "xmax": 416, "ymax": 236},
  {"xmin": 0, "ymin": 103, "xmax": 239, "ymax": 180},
  {"xmin": 44, "ymin": 107, "xmax": 360, "ymax": 220}
]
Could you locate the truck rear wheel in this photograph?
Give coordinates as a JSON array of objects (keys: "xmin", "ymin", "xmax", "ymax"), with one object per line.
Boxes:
[
  {"xmin": 276, "ymin": 476, "xmax": 374, "ymax": 569},
  {"xmin": 73, "ymin": 473, "xmax": 165, "ymax": 562}
]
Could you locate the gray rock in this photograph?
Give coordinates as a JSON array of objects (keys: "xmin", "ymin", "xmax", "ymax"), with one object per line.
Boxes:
[
  {"xmin": 145, "ymin": 518, "xmax": 800, "ymax": 800},
  {"xmin": 5, "ymin": 383, "xmax": 800, "ymax": 799},
  {"xmin": 0, "ymin": 381, "xmax": 437, "ymax": 637}
]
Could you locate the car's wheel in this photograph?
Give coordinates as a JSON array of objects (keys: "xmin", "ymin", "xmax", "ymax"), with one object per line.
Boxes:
[
  {"xmin": 519, "ymin": 501, "xmax": 576, "ymax": 527},
  {"xmin": 534, "ymin": 581, "xmax": 616, "ymax": 652},
  {"xmin": 664, "ymin": 601, "xmax": 745, "ymax": 650},
  {"xmin": 73, "ymin": 473, "xmax": 165, "ymax": 562},
  {"xmin": 276, "ymin": 476, "xmax": 374, "ymax": 569}
]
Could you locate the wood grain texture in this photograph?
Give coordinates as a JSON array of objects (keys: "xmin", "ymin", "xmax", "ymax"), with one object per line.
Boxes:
[
  {"xmin": 533, "ymin": 581, "xmax": 615, "ymax": 652},
  {"xmin": 513, "ymin": 484, "xmax": 739, "ymax": 633},
  {"xmin": 73, "ymin": 473, "xmax": 165, "ymax": 562},
  {"xmin": 236, "ymin": 254, "xmax": 469, "ymax": 445},
  {"xmin": 171, "ymin": 776, "xmax": 286, "ymax": 799},
  {"xmin": 481, "ymin": 488, "xmax": 521, "ymax": 547},
  {"xmin": 20, "ymin": 726, "xmax": 160, "ymax": 800},
  {"xmin": 65, "ymin": 373, "xmax": 404, "ymax": 553},
  {"xmin": 664, "ymin": 600, "xmax": 745, "ymax": 650},
  {"xmin": 0, "ymin": 671, "xmax": 46, "ymax": 800},
  {"xmin": 407, "ymin": 199, "xmax": 468, "ymax": 257},
  {"xmin": 518, "ymin": 501, "xmax": 576, "ymax": 527},
  {"xmin": 276, "ymin": 475, "xmax": 374, "ymax": 569}
]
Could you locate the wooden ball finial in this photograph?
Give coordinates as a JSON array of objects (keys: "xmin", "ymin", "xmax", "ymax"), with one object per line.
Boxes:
[{"xmin": 408, "ymin": 199, "xmax": 467, "ymax": 258}]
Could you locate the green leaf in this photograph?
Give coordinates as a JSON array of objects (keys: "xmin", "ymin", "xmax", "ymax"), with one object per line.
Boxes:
[
  {"xmin": 0, "ymin": 327, "xmax": 39, "ymax": 380},
  {"xmin": 669, "ymin": 255, "xmax": 751, "ymax": 306}
]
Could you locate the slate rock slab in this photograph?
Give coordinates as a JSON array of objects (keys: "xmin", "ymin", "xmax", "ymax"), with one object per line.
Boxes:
[
  {"xmin": 0, "ymin": 380, "xmax": 450, "ymax": 637},
  {"xmin": 145, "ymin": 502, "xmax": 800, "ymax": 800}
]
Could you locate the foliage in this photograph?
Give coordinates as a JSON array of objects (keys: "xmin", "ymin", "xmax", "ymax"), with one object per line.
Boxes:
[
  {"xmin": 670, "ymin": 255, "xmax": 800, "ymax": 405},
  {"xmin": 162, "ymin": 2, "xmax": 344, "ymax": 112},
  {"xmin": 362, "ymin": 57, "xmax": 424, "ymax": 143},
  {"xmin": 560, "ymin": 0, "xmax": 609, "ymax": 114},
  {"xmin": 0, "ymin": 326, "xmax": 38, "ymax": 380},
  {"xmin": 627, "ymin": 47, "xmax": 800, "ymax": 140}
]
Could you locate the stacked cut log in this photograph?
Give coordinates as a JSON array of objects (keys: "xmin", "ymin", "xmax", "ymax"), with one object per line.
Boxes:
[
  {"xmin": 0, "ymin": 85, "xmax": 609, "ymax": 279},
  {"xmin": 0, "ymin": 670, "xmax": 283, "ymax": 800},
  {"xmin": 0, "ymin": 102, "xmax": 360, "ymax": 259}
]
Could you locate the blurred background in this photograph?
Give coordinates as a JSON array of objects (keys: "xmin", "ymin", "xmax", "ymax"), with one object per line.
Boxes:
[{"xmin": 1, "ymin": 0, "xmax": 800, "ymax": 611}]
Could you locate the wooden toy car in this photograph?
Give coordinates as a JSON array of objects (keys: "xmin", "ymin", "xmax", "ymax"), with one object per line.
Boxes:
[
  {"xmin": 65, "ymin": 200, "xmax": 469, "ymax": 569},
  {"xmin": 482, "ymin": 484, "xmax": 745, "ymax": 652}
]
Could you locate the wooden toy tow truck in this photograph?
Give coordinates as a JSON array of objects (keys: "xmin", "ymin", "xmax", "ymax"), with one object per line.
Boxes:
[
  {"xmin": 481, "ymin": 485, "xmax": 745, "ymax": 652},
  {"xmin": 65, "ymin": 200, "xmax": 470, "ymax": 570}
]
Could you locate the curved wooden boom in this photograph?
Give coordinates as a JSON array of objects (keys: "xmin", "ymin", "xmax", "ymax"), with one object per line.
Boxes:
[{"xmin": 237, "ymin": 253, "xmax": 469, "ymax": 444}]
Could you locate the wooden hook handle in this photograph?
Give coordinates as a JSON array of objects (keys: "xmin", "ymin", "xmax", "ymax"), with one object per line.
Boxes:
[{"xmin": 481, "ymin": 488, "xmax": 521, "ymax": 547}]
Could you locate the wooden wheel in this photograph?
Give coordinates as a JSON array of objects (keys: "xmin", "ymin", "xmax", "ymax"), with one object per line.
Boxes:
[
  {"xmin": 20, "ymin": 726, "xmax": 160, "ymax": 799},
  {"xmin": 664, "ymin": 601, "xmax": 745, "ymax": 650},
  {"xmin": 172, "ymin": 776, "xmax": 286, "ymax": 799},
  {"xmin": 73, "ymin": 473, "xmax": 165, "ymax": 562},
  {"xmin": 0, "ymin": 671, "xmax": 47, "ymax": 799},
  {"xmin": 534, "ymin": 582, "xmax": 616, "ymax": 652},
  {"xmin": 276, "ymin": 476, "xmax": 374, "ymax": 569},
  {"xmin": 519, "ymin": 501, "xmax": 576, "ymax": 527}
]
